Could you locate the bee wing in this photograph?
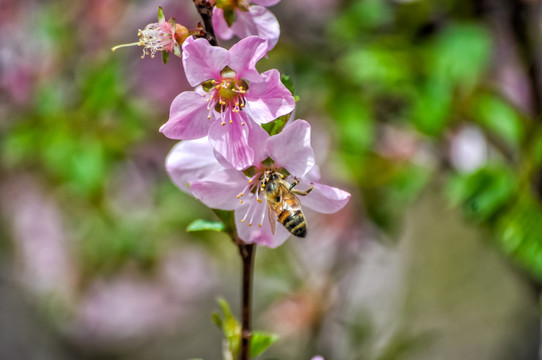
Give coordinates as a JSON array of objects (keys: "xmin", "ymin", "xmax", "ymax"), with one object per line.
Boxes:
[{"xmin": 267, "ymin": 201, "xmax": 278, "ymax": 235}]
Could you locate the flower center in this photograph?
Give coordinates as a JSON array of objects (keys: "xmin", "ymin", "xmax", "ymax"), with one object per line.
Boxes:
[
  {"xmin": 202, "ymin": 69, "xmax": 249, "ymax": 126},
  {"xmin": 138, "ymin": 22, "xmax": 174, "ymax": 58}
]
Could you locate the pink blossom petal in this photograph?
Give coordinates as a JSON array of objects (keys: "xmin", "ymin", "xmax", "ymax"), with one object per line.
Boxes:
[
  {"xmin": 252, "ymin": 0, "xmax": 281, "ymax": 6},
  {"xmin": 160, "ymin": 91, "xmax": 212, "ymax": 140},
  {"xmin": 182, "ymin": 37, "xmax": 228, "ymax": 86},
  {"xmin": 212, "ymin": 8, "xmax": 235, "ymax": 40},
  {"xmin": 266, "ymin": 120, "xmax": 315, "ymax": 177},
  {"xmin": 245, "ymin": 69, "xmax": 295, "ymax": 124},
  {"xmin": 299, "ymin": 182, "xmax": 351, "ymax": 214},
  {"xmin": 165, "ymin": 139, "xmax": 222, "ymax": 193},
  {"xmin": 246, "ymin": 114, "xmax": 270, "ymax": 165},
  {"xmin": 228, "ymin": 36, "xmax": 268, "ymax": 82},
  {"xmin": 304, "ymin": 164, "xmax": 321, "ymax": 183},
  {"xmin": 190, "ymin": 169, "xmax": 248, "ymax": 210},
  {"xmin": 235, "ymin": 199, "xmax": 290, "ymax": 247},
  {"xmin": 208, "ymin": 111, "xmax": 254, "ymax": 170},
  {"xmin": 230, "ymin": 6, "xmax": 280, "ymax": 50}
]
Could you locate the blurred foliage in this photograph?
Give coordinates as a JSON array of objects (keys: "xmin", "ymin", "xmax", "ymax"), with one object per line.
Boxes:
[{"xmin": 296, "ymin": 0, "xmax": 542, "ymax": 283}]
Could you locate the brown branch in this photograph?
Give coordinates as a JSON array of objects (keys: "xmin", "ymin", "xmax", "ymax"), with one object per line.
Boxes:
[
  {"xmin": 193, "ymin": 0, "xmax": 218, "ymax": 45},
  {"xmin": 236, "ymin": 239, "xmax": 256, "ymax": 360}
]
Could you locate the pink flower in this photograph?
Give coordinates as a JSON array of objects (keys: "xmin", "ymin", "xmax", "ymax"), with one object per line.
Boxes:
[
  {"xmin": 213, "ymin": 0, "xmax": 281, "ymax": 49},
  {"xmin": 165, "ymin": 120, "xmax": 351, "ymax": 248},
  {"xmin": 160, "ymin": 35, "xmax": 296, "ymax": 170},
  {"xmin": 112, "ymin": 7, "xmax": 189, "ymax": 59}
]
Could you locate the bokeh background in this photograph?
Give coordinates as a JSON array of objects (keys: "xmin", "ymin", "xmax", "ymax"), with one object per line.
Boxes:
[{"xmin": 1, "ymin": 0, "xmax": 542, "ymax": 359}]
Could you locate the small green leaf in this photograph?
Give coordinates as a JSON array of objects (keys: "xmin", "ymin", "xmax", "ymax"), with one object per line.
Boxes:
[
  {"xmin": 162, "ymin": 50, "xmax": 169, "ymax": 64},
  {"xmin": 187, "ymin": 219, "xmax": 226, "ymax": 232},
  {"xmin": 471, "ymin": 93, "xmax": 524, "ymax": 147},
  {"xmin": 280, "ymin": 74, "xmax": 299, "ymax": 101},
  {"xmin": 212, "ymin": 312, "xmax": 223, "ymax": 328},
  {"xmin": 173, "ymin": 42, "xmax": 181, "ymax": 57},
  {"xmin": 250, "ymin": 331, "xmax": 279, "ymax": 358},
  {"xmin": 224, "ymin": 9, "xmax": 236, "ymax": 27},
  {"xmin": 157, "ymin": 6, "xmax": 165, "ymax": 22},
  {"xmin": 261, "ymin": 114, "xmax": 290, "ymax": 136}
]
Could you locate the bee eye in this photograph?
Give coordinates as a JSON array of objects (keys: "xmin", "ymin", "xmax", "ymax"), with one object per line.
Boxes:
[{"xmin": 275, "ymin": 196, "xmax": 281, "ymax": 202}]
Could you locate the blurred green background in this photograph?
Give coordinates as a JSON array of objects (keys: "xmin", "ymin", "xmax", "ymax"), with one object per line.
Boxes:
[{"xmin": 1, "ymin": 0, "xmax": 542, "ymax": 359}]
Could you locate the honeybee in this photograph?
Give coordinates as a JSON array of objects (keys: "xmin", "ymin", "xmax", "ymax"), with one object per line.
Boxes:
[{"xmin": 261, "ymin": 171, "xmax": 314, "ymax": 238}]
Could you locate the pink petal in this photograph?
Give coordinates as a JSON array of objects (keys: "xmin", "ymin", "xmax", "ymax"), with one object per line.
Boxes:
[
  {"xmin": 208, "ymin": 111, "xmax": 254, "ymax": 170},
  {"xmin": 245, "ymin": 69, "xmax": 295, "ymax": 124},
  {"xmin": 230, "ymin": 6, "xmax": 280, "ymax": 50},
  {"xmin": 299, "ymin": 182, "xmax": 351, "ymax": 214},
  {"xmin": 190, "ymin": 169, "xmax": 248, "ymax": 210},
  {"xmin": 252, "ymin": 0, "xmax": 281, "ymax": 6},
  {"xmin": 165, "ymin": 138, "xmax": 222, "ymax": 193},
  {"xmin": 266, "ymin": 120, "xmax": 315, "ymax": 177},
  {"xmin": 235, "ymin": 199, "xmax": 290, "ymax": 247},
  {"xmin": 160, "ymin": 91, "xmax": 212, "ymax": 140},
  {"xmin": 212, "ymin": 7, "xmax": 235, "ymax": 40},
  {"xmin": 246, "ymin": 114, "xmax": 270, "ymax": 165},
  {"xmin": 182, "ymin": 37, "xmax": 228, "ymax": 86},
  {"xmin": 304, "ymin": 164, "xmax": 321, "ymax": 183},
  {"xmin": 228, "ymin": 36, "xmax": 268, "ymax": 82}
]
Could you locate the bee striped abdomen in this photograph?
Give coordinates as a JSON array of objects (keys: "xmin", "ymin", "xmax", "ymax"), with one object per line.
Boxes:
[{"xmin": 279, "ymin": 209, "xmax": 307, "ymax": 238}]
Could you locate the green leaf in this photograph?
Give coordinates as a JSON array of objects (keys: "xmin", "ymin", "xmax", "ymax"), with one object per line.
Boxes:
[
  {"xmin": 186, "ymin": 219, "xmax": 226, "ymax": 233},
  {"xmin": 162, "ymin": 50, "xmax": 169, "ymax": 64},
  {"xmin": 173, "ymin": 42, "xmax": 181, "ymax": 57},
  {"xmin": 250, "ymin": 331, "xmax": 279, "ymax": 358},
  {"xmin": 157, "ymin": 6, "xmax": 165, "ymax": 22},
  {"xmin": 224, "ymin": 9, "xmax": 236, "ymax": 27},
  {"xmin": 496, "ymin": 195, "xmax": 542, "ymax": 282},
  {"xmin": 427, "ymin": 23, "xmax": 491, "ymax": 90},
  {"xmin": 261, "ymin": 114, "xmax": 290, "ymax": 136},
  {"xmin": 411, "ymin": 80, "xmax": 452, "ymax": 136},
  {"xmin": 447, "ymin": 165, "xmax": 517, "ymax": 222},
  {"xmin": 214, "ymin": 298, "xmax": 241, "ymax": 358},
  {"xmin": 471, "ymin": 93, "xmax": 524, "ymax": 147},
  {"xmin": 340, "ymin": 46, "xmax": 410, "ymax": 92},
  {"xmin": 280, "ymin": 74, "xmax": 299, "ymax": 102}
]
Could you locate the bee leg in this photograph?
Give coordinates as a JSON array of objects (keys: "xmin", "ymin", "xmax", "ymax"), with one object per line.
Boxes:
[
  {"xmin": 289, "ymin": 177, "xmax": 300, "ymax": 191},
  {"xmin": 292, "ymin": 182, "xmax": 314, "ymax": 196}
]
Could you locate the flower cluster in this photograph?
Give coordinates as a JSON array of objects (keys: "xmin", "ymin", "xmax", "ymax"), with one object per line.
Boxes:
[{"xmin": 122, "ymin": 3, "xmax": 351, "ymax": 247}]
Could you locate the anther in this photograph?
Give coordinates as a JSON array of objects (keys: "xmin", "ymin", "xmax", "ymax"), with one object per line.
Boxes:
[
  {"xmin": 258, "ymin": 224, "xmax": 262, "ymax": 228},
  {"xmin": 241, "ymin": 219, "xmax": 246, "ymax": 223},
  {"xmin": 257, "ymin": 199, "xmax": 262, "ymax": 204},
  {"xmin": 248, "ymin": 179, "xmax": 252, "ymax": 183},
  {"xmin": 239, "ymin": 200, "xmax": 243, "ymax": 204},
  {"xmin": 229, "ymin": 120, "xmax": 233, "ymax": 124},
  {"xmin": 221, "ymin": 122, "xmax": 226, "ymax": 126},
  {"xmin": 248, "ymin": 223, "xmax": 252, "ymax": 226}
]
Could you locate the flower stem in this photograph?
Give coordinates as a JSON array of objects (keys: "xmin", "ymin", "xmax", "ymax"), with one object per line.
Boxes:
[
  {"xmin": 193, "ymin": 0, "xmax": 218, "ymax": 46},
  {"xmin": 237, "ymin": 241, "xmax": 256, "ymax": 360}
]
